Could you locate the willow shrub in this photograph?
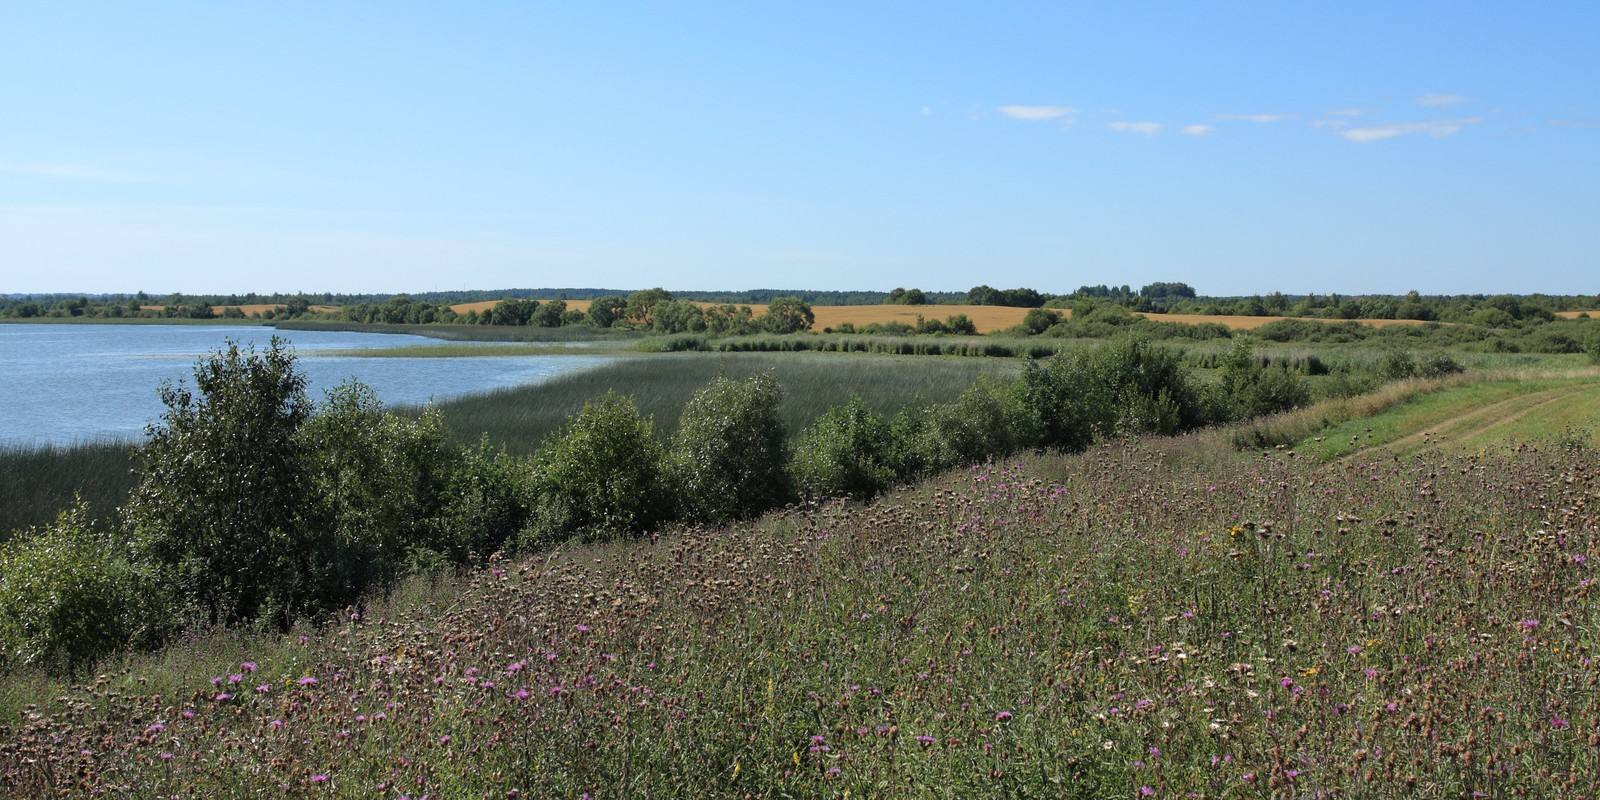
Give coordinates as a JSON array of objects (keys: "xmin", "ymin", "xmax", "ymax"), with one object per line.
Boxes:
[
  {"xmin": 667, "ymin": 373, "xmax": 791, "ymax": 524},
  {"xmin": 0, "ymin": 503, "xmax": 168, "ymax": 677},
  {"xmin": 527, "ymin": 391, "xmax": 666, "ymax": 545}
]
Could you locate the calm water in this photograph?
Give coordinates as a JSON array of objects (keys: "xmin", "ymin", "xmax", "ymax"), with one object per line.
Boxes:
[{"xmin": 0, "ymin": 324, "xmax": 614, "ymax": 447}]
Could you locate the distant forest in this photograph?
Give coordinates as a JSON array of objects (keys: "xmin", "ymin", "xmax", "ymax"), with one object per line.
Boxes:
[{"xmin": 4, "ymin": 282, "xmax": 1599, "ymax": 324}]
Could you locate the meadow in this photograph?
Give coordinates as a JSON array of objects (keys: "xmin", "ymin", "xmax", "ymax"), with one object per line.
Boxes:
[{"xmin": 2, "ymin": 396, "xmax": 1596, "ymax": 796}]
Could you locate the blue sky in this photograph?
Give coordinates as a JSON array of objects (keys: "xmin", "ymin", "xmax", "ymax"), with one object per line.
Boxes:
[{"xmin": 2, "ymin": 2, "xmax": 1596, "ymax": 296}]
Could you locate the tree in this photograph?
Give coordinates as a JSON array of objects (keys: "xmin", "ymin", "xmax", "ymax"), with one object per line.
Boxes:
[
  {"xmin": 1022, "ymin": 307, "xmax": 1061, "ymax": 334},
  {"xmin": 668, "ymin": 374, "xmax": 791, "ymax": 522},
  {"xmin": 761, "ymin": 296, "xmax": 814, "ymax": 334},
  {"xmin": 651, "ymin": 300, "xmax": 707, "ymax": 334},
  {"xmin": 626, "ymin": 288, "xmax": 674, "ymax": 327},
  {"xmin": 533, "ymin": 299, "xmax": 568, "ymax": 327},
  {"xmin": 299, "ymin": 382, "xmax": 457, "ymax": 601},
  {"xmin": 123, "ymin": 338, "xmax": 320, "ymax": 627},
  {"xmin": 588, "ymin": 295, "xmax": 628, "ymax": 328}
]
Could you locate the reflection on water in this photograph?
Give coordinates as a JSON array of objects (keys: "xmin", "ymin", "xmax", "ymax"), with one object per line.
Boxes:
[{"xmin": 0, "ymin": 324, "xmax": 614, "ymax": 447}]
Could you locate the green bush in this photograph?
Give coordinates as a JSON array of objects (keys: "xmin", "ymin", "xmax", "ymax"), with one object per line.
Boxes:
[
  {"xmin": 916, "ymin": 376, "xmax": 1025, "ymax": 472},
  {"xmin": 668, "ymin": 374, "xmax": 791, "ymax": 523},
  {"xmin": 0, "ymin": 503, "xmax": 167, "ymax": 677},
  {"xmin": 429, "ymin": 436, "xmax": 532, "ymax": 564},
  {"xmin": 528, "ymin": 391, "xmax": 666, "ymax": 544},
  {"xmin": 792, "ymin": 397, "xmax": 897, "ymax": 501},
  {"xmin": 1218, "ymin": 338, "xmax": 1312, "ymax": 419},
  {"xmin": 123, "ymin": 338, "xmax": 321, "ymax": 628},
  {"xmin": 300, "ymin": 381, "xmax": 458, "ymax": 602}
]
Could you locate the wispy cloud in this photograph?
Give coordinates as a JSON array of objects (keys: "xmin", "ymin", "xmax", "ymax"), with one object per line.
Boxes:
[
  {"xmin": 1416, "ymin": 93, "xmax": 1466, "ymax": 107},
  {"xmin": 1181, "ymin": 124, "xmax": 1214, "ymax": 137},
  {"xmin": 1339, "ymin": 118, "xmax": 1481, "ymax": 143},
  {"xmin": 1311, "ymin": 119, "xmax": 1348, "ymax": 129},
  {"xmin": 998, "ymin": 105, "xmax": 1077, "ymax": 121},
  {"xmin": 1107, "ymin": 121, "xmax": 1162, "ymax": 136},
  {"xmin": 1, "ymin": 162, "xmax": 138, "ymax": 181},
  {"xmin": 1328, "ymin": 108, "xmax": 1364, "ymax": 117},
  {"xmin": 1217, "ymin": 113, "xmax": 1283, "ymax": 123},
  {"xmin": 1547, "ymin": 118, "xmax": 1599, "ymax": 128}
]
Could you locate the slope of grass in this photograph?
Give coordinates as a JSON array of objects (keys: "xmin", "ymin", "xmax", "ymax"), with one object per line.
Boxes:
[
  {"xmin": 4, "ymin": 437, "xmax": 1596, "ymax": 796},
  {"xmin": 1290, "ymin": 375, "xmax": 1600, "ymax": 460}
]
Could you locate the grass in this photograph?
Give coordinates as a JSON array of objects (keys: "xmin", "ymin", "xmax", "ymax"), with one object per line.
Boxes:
[
  {"xmin": 1291, "ymin": 374, "xmax": 1600, "ymax": 460},
  {"xmin": 426, "ymin": 352, "xmax": 1022, "ymax": 454},
  {"xmin": 5, "ymin": 433, "xmax": 1597, "ymax": 796},
  {"xmin": 0, "ymin": 442, "xmax": 141, "ymax": 540}
]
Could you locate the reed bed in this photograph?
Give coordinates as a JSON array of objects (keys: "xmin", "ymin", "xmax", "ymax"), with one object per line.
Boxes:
[
  {"xmin": 426, "ymin": 353, "xmax": 1020, "ymax": 454},
  {"xmin": 0, "ymin": 442, "xmax": 140, "ymax": 539}
]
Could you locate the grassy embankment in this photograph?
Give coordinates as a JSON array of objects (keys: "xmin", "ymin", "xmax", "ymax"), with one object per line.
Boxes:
[{"xmin": 3, "ymin": 372, "xmax": 1598, "ymax": 796}]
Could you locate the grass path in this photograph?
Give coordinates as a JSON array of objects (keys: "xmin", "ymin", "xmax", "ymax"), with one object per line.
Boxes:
[{"xmin": 1302, "ymin": 376, "xmax": 1600, "ymax": 462}]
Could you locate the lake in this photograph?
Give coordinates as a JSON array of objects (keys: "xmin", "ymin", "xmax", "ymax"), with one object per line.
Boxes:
[{"xmin": 0, "ymin": 324, "xmax": 615, "ymax": 447}]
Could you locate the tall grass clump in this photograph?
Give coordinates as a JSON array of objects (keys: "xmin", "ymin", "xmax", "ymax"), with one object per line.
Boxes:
[{"xmin": 0, "ymin": 441, "xmax": 139, "ymax": 539}]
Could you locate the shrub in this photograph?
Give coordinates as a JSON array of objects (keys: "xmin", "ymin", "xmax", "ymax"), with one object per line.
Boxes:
[
  {"xmin": 123, "ymin": 338, "xmax": 321, "ymax": 628},
  {"xmin": 429, "ymin": 437, "xmax": 532, "ymax": 564},
  {"xmin": 300, "ymin": 381, "xmax": 458, "ymax": 602},
  {"xmin": 1415, "ymin": 351, "xmax": 1465, "ymax": 379},
  {"xmin": 792, "ymin": 397, "xmax": 897, "ymax": 501},
  {"xmin": 0, "ymin": 503, "xmax": 167, "ymax": 677},
  {"xmin": 1377, "ymin": 349, "xmax": 1417, "ymax": 381},
  {"xmin": 528, "ymin": 392, "xmax": 665, "ymax": 544},
  {"xmin": 915, "ymin": 376, "xmax": 1025, "ymax": 472},
  {"xmin": 668, "ymin": 374, "xmax": 791, "ymax": 523}
]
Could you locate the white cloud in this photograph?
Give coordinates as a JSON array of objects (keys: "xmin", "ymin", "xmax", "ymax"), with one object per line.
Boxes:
[
  {"xmin": 1339, "ymin": 118, "xmax": 1481, "ymax": 143},
  {"xmin": 1416, "ymin": 93, "xmax": 1466, "ymax": 107},
  {"xmin": 1181, "ymin": 124, "xmax": 1214, "ymax": 137},
  {"xmin": 998, "ymin": 105, "xmax": 1077, "ymax": 121},
  {"xmin": 921, "ymin": 106, "xmax": 932, "ymax": 116},
  {"xmin": 1217, "ymin": 113, "xmax": 1283, "ymax": 123},
  {"xmin": 1548, "ymin": 118, "xmax": 1600, "ymax": 128},
  {"xmin": 1328, "ymin": 108, "xmax": 1364, "ymax": 117},
  {"xmin": 1311, "ymin": 119, "xmax": 1348, "ymax": 129},
  {"xmin": 1107, "ymin": 121, "xmax": 1162, "ymax": 136}
]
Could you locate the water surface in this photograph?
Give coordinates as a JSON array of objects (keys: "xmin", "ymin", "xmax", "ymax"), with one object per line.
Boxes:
[{"xmin": 0, "ymin": 324, "xmax": 613, "ymax": 447}]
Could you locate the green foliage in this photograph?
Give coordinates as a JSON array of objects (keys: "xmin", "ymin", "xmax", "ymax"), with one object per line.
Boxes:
[
  {"xmin": 1217, "ymin": 338, "xmax": 1313, "ymax": 419},
  {"xmin": 430, "ymin": 437, "xmax": 532, "ymax": 565},
  {"xmin": 625, "ymin": 288, "xmax": 674, "ymax": 327},
  {"xmin": 1021, "ymin": 307, "xmax": 1062, "ymax": 334},
  {"xmin": 300, "ymin": 382, "xmax": 458, "ymax": 602},
  {"xmin": 791, "ymin": 397, "xmax": 898, "ymax": 501},
  {"xmin": 528, "ymin": 392, "xmax": 665, "ymax": 543},
  {"xmin": 587, "ymin": 295, "xmax": 628, "ymax": 328},
  {"xmin": 0, "ymin": 503, "xmax": 167, "ymax": 676},
  {"xmin": 915, "ymin": 376, "xmax": 1025, "ymax": 472},
  {"xmin": 760, "ymin": 296, "xmax": 815, "ymax": 334},
  {"xmin": 668, "ymin": 374, "xmax": 792, "ymax": 523},
  {"xmin": 650, "ymin": 300, "xmax": 708, "ymax": 334},
  {"xmin": 885, "ymin": 287, "xmax": 927, "ymax": 305},
  {"xmin": 123, "ymin": 338, "xmax": 320, "ymax": 628}
]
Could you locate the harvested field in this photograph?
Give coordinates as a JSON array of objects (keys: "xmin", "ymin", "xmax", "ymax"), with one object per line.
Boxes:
[{"xmin": 1135, "ymin": 312, "xmax": 1434, "ymax": 330}]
